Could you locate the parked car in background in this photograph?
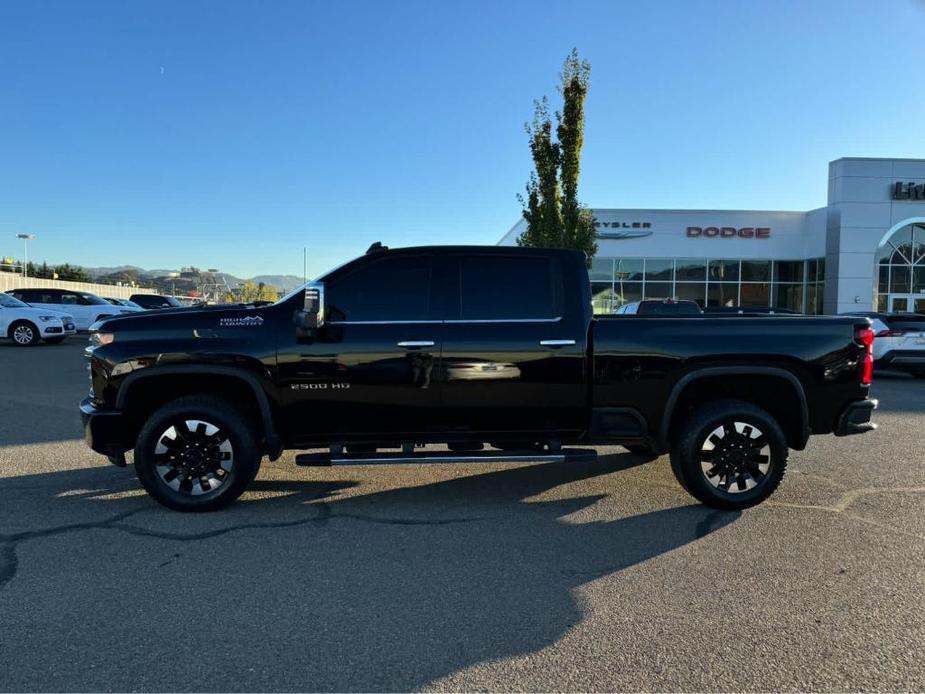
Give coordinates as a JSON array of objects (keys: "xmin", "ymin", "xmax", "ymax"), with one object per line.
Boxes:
[
  {"xmin": 104, "ymin": 297, "xmax": 144, "ymax": 310},
  {"xmin": 129, "ymin": 294, "xmax": 185, "ymax": 310},
  {"xmin": 615, "ymin": 299, "xmax": 703, "ymax": 315},
  {"xmin": 5, "ymin": 288, "xmax": 142, "ymax": 331},
  {"xmin": 843, "ymin": 312, "xmax": 925, "ymax": 377},
  {"xmin": 0, "ymin": 292, "xmax": 76, "ymax": 345}
]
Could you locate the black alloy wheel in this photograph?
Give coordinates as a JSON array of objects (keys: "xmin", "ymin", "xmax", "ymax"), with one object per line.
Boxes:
[
  {"xmin": 134, "ymin": 396, "xmax": 260, "ymax": 512},
  {"xmin": 153, "ymin": 419, "xmax": 235, "ymax": 496},
  {"xmin": 670, "ymin": 399, "xmax": 788, "ymax": 510}
]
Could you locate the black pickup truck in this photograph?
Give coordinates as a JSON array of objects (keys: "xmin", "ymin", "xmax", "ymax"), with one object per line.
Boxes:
[{"xmin": 81, "ymin": 244, "xmax": 878, "ymax": 512}]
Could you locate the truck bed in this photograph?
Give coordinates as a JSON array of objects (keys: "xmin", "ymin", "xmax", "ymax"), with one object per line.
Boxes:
[{"xmin": 591, "ymin": 315, "xmax": 870, "ymax": 443}]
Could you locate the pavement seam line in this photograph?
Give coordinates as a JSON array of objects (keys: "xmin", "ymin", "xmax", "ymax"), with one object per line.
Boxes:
[{"xmin": 0, "ymin": 502, "xmax": 487, "ymax": 593}]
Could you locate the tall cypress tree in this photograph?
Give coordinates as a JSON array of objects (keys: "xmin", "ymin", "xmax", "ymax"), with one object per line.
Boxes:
[{"xmin": 517, "ymin": 50, "xmax": 598, "ymax": 263}]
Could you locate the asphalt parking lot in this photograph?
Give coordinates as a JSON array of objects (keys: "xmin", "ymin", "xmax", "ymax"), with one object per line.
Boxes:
[{"xmin": 0, "ymin": 337, "xmax": 923, "ymax": 692}]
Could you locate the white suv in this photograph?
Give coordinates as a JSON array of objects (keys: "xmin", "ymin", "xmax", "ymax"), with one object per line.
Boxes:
[
  {"xmin": 0, "ymin": 293, "xmax": 76, "ymax": 346},
  {"xmin": 6, "ymin": 288, "xmax": 141, "ymax": 330},
  {"xmin": 844, "ymin": 312, "xmax": 925, "ymax": 377}
]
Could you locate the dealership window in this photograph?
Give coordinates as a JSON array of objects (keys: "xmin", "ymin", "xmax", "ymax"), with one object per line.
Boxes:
[
  {"xmin": 615, "ymin": 258, "xmax": 644, "ymax": 281},
  {"xmin": 590, "ymin": 257, "xmax": 825, "ymax": 314},
  {"xmin": 590, "ymin": 258, "xmax": 614, "ymax": 282},
  {"xmin": 591, "ymin": 282, "xmax": 613, "ymax": 313},
  {"xmin": 644, "ymin": 259, "xmax": 673, "ymax": 281},
  {"xmin": 675, "ymin": 259, "xmax": 706, "ymax": 282},
  {"xmin": 615, "ymin": 282, "xmax": 642, "ymax": 306},
  {"xmin": 709, "ymin": 259, "xmax": 740, "ymax": 282},
  {"xmin": 740, "ymin": 283, "xmax": 770, "ymax": 307},
  {"xmin": 875, "ymin": 223, "xmax": 925, "ymax": 312},
  {"xmin": 741, "ymin": 261, "xmax": 771, "ymax": 282},
  {"xmin": 707, "ymin": 283, "xmax": 738, "ymax": 307},
  {"xmin": 675, "ymin": 282, "xmax": 706, "ymax": 304}
]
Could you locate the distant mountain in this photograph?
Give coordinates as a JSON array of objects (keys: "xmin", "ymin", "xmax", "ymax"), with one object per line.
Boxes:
[
  {"xmin": 82, "ymin": 265, "xmax": 303, "ymax": 292},
  {"xmin": 84, "ymin": 265, "xmax": 147, "ymax": 278},
  {"xmin": 250, "ymin": 275, "xmax": 303, "ymax": 292}
]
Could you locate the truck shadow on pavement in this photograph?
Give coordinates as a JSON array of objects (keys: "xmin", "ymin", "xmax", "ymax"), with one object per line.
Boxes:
[{"xmin": 0, "ymin": 452, "xmax": 738, "ymax": 691}]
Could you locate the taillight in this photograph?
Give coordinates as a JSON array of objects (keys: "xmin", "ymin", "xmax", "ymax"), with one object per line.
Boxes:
[
  {"xmin": 857, "ymin": 326, "xmax": 875, "ymax": 385},
  {"xmin": 875, "ymin": 329, "xmax": 906, "ymax": 337}
]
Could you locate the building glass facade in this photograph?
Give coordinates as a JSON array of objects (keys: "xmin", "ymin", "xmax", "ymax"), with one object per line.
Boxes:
[
  {"xmin": 875, "ymin": 222, "xmax": 925, "ymax": 313},
  {"xmin": 590, "ymin": 257, "xmax": 825, "ymax": 314}
]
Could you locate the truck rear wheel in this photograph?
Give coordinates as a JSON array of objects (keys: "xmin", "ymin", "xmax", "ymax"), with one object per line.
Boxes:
[
  {"xmin": 669, "ymin": 399, "xmax": 788, "ymax": 510},
  {"xmin": 133, "ymin": 396, "xmax": 260, "ymax": 512}
]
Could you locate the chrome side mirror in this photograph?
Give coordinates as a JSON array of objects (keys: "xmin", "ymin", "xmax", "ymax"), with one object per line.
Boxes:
[{"xmin": 294, "ymin": 283, "xmax": 324, "ymax": 334}]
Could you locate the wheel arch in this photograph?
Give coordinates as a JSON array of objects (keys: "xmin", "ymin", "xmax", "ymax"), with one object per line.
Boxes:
[
  {"xmin": 8, "ymin": 318, "xmax": 38, "ymax": 341},
  {"xmin": 658, "ymin": 366, "xmax": 810, "ymax": 452},
  {"xmin": 116, "ymin": 366, "xmax": 282, "ymax": 459}
]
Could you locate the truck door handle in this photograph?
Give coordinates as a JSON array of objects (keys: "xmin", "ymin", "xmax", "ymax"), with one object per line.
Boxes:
[
  {"xmin": 397, "ymin": 340, "xmax": 435, "ymax": 348},
  {"xmin": 540, "ymin": 339, "xmax": 576, "ymax": 347}
]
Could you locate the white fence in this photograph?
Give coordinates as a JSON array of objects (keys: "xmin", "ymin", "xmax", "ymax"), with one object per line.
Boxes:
[{"xmin": 0, "ymin": 273, "xmax": 156, "ymax": 300}]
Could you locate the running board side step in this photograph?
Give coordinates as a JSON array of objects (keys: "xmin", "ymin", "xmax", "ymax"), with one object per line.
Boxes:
[{"xmin": 295, "ymin": 448, "xmax": 598, "ymax": 467}]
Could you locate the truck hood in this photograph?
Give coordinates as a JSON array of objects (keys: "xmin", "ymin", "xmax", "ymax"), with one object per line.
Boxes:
[{"xmin": 90, "ymin": 303, "xmax": 277, "ymax": 333}]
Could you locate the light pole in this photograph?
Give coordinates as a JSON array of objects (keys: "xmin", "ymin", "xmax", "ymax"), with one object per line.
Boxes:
[{"xmin": 16, "ymin": 234, "xmax": 35, "ymax": 278}]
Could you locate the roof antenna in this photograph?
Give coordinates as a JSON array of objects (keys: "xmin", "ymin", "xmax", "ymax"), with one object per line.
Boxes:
[{"xmin": 366, "ymin": 241, "xmax": 388, "ymax": 254}]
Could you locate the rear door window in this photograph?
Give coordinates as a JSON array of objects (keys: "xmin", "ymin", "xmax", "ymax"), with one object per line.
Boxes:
[
  {"xmin": 20, "ymin": 290, "xmax": 56, "ymax": 304},
  {"xmin": 458, "ymin": 255, "xmax": 559, "ymax": 320}
]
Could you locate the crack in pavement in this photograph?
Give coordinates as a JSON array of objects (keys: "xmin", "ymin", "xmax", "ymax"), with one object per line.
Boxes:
[
  {"xmin": 0, "ymin": 501, "xmax": 488, "ymax": 593},
  {"xmin": 6, "ymin": 482, "xmax": 919, "ymax": 593},
  {"xmin": 765, "ymin": 486, "xmax": 925, "ymax": 540},
  {"xmin": 767, "ymin": 485, "xmax": 925, "ymax": 513}
]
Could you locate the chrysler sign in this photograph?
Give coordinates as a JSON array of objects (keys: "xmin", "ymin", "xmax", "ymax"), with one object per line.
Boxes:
[
  {"xmin": 687, "ymin": 226, "xmax": 771, "ymax": 239},
  {"xmin": 594, "ymin": 220, "xmax": 653, "ymax": 240}
]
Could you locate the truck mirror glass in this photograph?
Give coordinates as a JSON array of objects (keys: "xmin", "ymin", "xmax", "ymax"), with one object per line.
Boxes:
[{"xmin": 295, "ymin": 284, "xmax": 324, "ymax": 332}]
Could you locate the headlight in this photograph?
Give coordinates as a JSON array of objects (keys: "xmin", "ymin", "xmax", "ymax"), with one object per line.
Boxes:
[
  {"xmin": 38, "ymin": 315, "xmax": 59, "ymax": 322},
  {"xmin": 90, "ymin": 332, "xmax": 115, "ymax": 346}
]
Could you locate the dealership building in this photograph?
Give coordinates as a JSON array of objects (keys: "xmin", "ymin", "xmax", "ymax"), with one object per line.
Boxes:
[{"xmin": 498, "ymin": 157, "xmax": 925, "ymax": 315}]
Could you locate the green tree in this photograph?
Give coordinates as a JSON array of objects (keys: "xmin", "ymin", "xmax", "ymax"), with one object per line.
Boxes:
[
  {"xmin": 237, "ymin": 280, "xmax": 279, "ymax": 303},
  {"xmin": 52, "ymin": 263, "xmax": 90, "ymax": 281},
  {"xmin": 517, "ymin": 49, "xmax": 598, "ymax": 264}
]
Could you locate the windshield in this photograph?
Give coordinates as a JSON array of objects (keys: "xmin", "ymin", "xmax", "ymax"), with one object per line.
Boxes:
[
  {"xmin": 0, "ymin": 294, "xmax": 29, "ymax": 309},
  {"xmin": 79, "ymin": 292, "xmax": 111, "ymax": 306}
]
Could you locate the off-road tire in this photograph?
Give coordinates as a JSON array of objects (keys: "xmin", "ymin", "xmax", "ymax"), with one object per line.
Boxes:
[
  {"xmin": 669, "ymin": 399, "xmax": 788, "ymax": 510},
  {"xmin": 134, "ymin": 396, "xmax": 260, "ymax": 512}
]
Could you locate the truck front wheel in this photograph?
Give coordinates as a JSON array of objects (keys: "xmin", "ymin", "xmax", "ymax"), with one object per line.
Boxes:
[
  {"xmin": 669, "ymin": 399, "xmax": 788, "ymax": 510},
  {"xmin": 133, "ymin": 396, "xmax": 260, "ymax": 512}
]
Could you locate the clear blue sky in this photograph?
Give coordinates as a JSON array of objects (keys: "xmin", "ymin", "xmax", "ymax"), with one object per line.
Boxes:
[{"xmin": 1, "ymin": 0, "xmax": 924, "ymax": 279}]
